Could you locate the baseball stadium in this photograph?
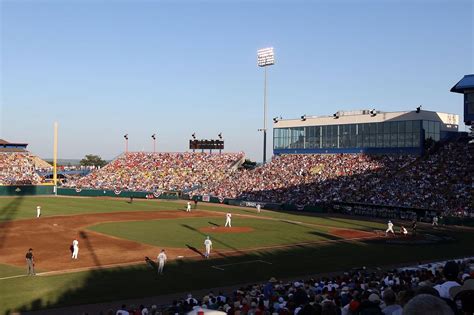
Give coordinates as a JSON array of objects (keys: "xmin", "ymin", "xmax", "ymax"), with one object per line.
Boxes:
[
  {"xmin": 2, "ymin": 2, "xmax": 474, "ymax": 315},
  {"xmin": 1, "ymin": 73, "xmax": 474, "ymax": 314}
]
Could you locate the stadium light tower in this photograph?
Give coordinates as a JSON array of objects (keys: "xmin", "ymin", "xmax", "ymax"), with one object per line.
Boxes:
[
  {"xmin": 257, "ymin": 47, "xmax": 275, "ymax": 164},
  {"xmin": 124, "ymin": 134, "xmax": 129, "ymax": 154},
  {"xmin": 151, "ymin": 133, "xmax": 157, "ymax": 153}
]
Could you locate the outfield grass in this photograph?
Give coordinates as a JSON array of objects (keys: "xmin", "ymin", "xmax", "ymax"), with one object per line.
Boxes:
[{"xmin": 88, "ymin": 217, "xmax": 339, "ymax": 250}]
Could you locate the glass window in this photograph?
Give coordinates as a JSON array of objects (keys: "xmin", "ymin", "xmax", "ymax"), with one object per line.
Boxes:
[
  {"xmin": 423, "ymin": 120, "xmax": 429, "ymax": 132},
  {"xmin": 406, "ymin": 121, "xmax": 413, "ymax": 133},
  {"xmin": 398, "ymin": 121, "xmax": 405, "ymax": 134},
  {"xmin": 391, "ymin": 122, "xmax": 398, "ymax": 133},
  {"xmin": 428, "ymin": 121, "xmax": 435, "ymax": 134},
  {"xmin": 383, "ymin": 122, "xmax": 391, "ymax": 134},
  {"xmin": 413, "ymin": 120, "xmax": 420, "ymax": 133}
]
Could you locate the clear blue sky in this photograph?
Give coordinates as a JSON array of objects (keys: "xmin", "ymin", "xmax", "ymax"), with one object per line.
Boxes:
[{"xmin": 1, "ymin": 0, "xmax": 472, "ymax": 161}]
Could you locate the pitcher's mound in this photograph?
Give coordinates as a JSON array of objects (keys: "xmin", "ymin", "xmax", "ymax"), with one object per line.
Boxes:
[{"xmin": 199, "ymin": 226, "xmax": 254, "ymax": 233}]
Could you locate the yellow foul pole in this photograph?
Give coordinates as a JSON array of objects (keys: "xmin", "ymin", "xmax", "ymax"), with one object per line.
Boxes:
[{"xmin": 53, "ymin": 122, "xmax": 58, "ymax": 187}]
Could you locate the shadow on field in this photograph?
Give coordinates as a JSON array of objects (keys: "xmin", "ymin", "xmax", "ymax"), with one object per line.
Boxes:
[
  {"xmin": 7, "ymin": 227, "xmax": 474, "ymax": 315},
  {"xmin": 181, "ymin": 224, "xmax": 239, "ymax": 251},
  {"xmin": 79, "ymin": 231, "xmax": 102, "ymax": 268},
  {"xmin": 0, "ymin": 195, "xmax": 25, "ymax": 249},
  {"xmin": 185, "ymin": 244, "xmax": 204, "ymax": 257}
]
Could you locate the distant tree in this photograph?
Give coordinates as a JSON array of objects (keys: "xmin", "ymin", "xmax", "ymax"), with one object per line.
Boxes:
[{"xmin": 80, "ymin": 154, "xmax": 107, "ymax": 167}]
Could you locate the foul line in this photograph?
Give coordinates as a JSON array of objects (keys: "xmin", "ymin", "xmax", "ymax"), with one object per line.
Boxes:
[{"xmin": 211, "ymin": 260, "xmax": 273, "ymax": 271}]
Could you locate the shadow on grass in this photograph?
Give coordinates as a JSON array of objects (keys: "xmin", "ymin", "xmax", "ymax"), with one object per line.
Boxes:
[
  {"xmin": 7, "ymin": 227, "xmax": 474, "ymax": 315},
  {"xmin": 181, "ymin": 224, "xmax": 239, "ymax": 251},
  {"xmin": 0, "ymin": 195, "xmax": 24, "ymax": 249}
]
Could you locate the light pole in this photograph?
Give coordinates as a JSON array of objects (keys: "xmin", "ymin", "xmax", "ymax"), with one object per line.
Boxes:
[
  {"xmin": 151, "ymin": 133, "xmax": 157, "ymax": 153},
  {"xmin": 124, "ymin": 134, "xmax": 129, "ymax": 154},
  {"xmin": 257, "ymin": 47, "xmax": 275, "ymax": 164},
  {"xmin": 218, "ymin": 132, "xmax": 223, "ymax": 154}
]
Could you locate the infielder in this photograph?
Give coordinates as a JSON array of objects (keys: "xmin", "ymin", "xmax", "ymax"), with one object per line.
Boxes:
[
  {"xmin": 186, "ymin": 202, "xmax": 192, "ymax": 212},
  {"xmin": 256, "ymin": 204, "xmax": 261, "ymax": 213},
  {"xmin": 204, "ymin": 236, "xmax": 212, "ymax": 259},
  {"xmin": 225, "ymin": 213, "xmax": 232, "ymax": 227},
  {"xmin": 157, "ymin": 249, "xmax": 167, "ymax": 274},
  {"xmin": 385, "ymin": 220, "xmax": 395, "ymax": 236},
  {"xmin": 72, "ymin": 239, "xmax": 79, "ymax": 259},
  {"xmin": 36, "ymin": 205, "xmax": 41, "ymax": 218}
]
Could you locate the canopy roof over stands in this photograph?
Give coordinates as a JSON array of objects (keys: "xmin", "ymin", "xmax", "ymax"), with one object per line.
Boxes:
[
  {"xmin": 451, "ymin": 74, "xmax": 474, "ymax": 93},
  {"xmin": 0, "ymin": 139, "xmax": 28, "ymax": 152}
]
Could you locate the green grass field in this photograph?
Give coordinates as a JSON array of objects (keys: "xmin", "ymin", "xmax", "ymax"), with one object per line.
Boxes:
[{"xmin": 1, "ymin": 196, "xmax": 473, "ymax": 315}]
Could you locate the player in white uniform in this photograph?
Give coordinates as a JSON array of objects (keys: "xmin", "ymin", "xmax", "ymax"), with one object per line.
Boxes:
[
  {"xmin": 204, "ymin": 236, "xmax": 212, "ymax": 259},
  {"xmin": 72, "ymin": 239, "xmax": 79, "ymax": 259},
  {"xmin": 186, "ymin": 202, "xmax": 191, "ymax": 212},
  {"xmin": 401, "ymin": 226, "xmax": 408, "ymax": 237},
  {"xmin": 385, "ymin": 220, "xmax": 395, "ymax": 236},
  {"xmin": 432, "ymin": 216, "xmax": 439, "ymax": 227},
  {"xmin": 157, "ymin": 249, "xmax": 167, "ymax": 274},
  {"xmin": 36, "ymin": 205, "xmax": 41, "ymax": 218},
  {"xmin": 256, "ymin": 204, "xmax": 261, "ymax": 213},
  {"xmin": 225, "ymin": 213, "xmax": 232, "ymax": 227}
]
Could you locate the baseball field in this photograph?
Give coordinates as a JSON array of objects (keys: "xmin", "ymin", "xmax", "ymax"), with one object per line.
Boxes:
[{"xmin": 1, "ymin": 196, "xmax": 473, "ymax": 314}]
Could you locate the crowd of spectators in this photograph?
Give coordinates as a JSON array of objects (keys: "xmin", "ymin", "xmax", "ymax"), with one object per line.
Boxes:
[
  {"xmin": 0, "ymin": 152, "xmax": 43, "ymax": 185},
  {"xmin": 196, "ymin": 139, "xmax": 473, "ymax": 213},
  {"xmin": 102, "ymin": 258, "xmax": 474, "ymax": 315},
  {"xmin": 65, "ymin": 152, "xmax": 244, "ymax": 192}
]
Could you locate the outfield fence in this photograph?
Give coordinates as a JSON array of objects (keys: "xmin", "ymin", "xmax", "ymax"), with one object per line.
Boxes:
[{"xmin": 57, "ymin": 188, "xmax": 180, "ymax": 200}]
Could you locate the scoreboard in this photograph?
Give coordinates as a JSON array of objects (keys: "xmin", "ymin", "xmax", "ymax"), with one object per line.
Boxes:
[{"xmin": 189, "ymin": 139, "xmax": 224, "ymax": 150}]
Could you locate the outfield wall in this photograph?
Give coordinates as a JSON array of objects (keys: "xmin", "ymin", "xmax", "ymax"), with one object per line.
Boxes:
[
  {"xmin": 57, "ymin": 188, "xmax": 179, "ymax": 200},
  {"xmin": 0, "ymin": 185, "xmax": 54, "ymax": 196}
]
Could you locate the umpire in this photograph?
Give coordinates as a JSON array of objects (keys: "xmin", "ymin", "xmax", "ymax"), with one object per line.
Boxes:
[{"xmin": 26, "ymin": 248, "xmax": 35, "ymax": 276}]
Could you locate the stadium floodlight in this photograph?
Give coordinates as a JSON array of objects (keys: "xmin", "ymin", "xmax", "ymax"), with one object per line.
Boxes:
[
  {"xmin": 257, "ymin": 47, "xmax": 275, "ymax": 164},
  {"xmin": 257, "ymin": 47, "xmax": 275, "ymax": 67},
  {"xmin": 218, "ymin": 133, "xmax": 223, "ymax": 139},
  {"xmin": 192, "ymin": 133, "xmax": 196, "ymax": 140}
]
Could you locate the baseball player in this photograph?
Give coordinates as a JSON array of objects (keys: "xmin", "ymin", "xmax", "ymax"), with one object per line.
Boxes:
[
  {"xmin": 157, "ymin": 249, "xmax": 167, "ymax": 275},
  {"xmin": 72, "ymin": 238, "xmax": 79, "ymax": 259},
  {"xmin": 401, "ymin": 226, "xmax": 408, "ymax": 237},
  {"xmin": 25, "ymin": 248, "xmax": 35, "ymax": 276},
  {"xmin": 256, "ymin": 204, "xmax": 261, "ymax": 213},
  {"xmin": 204, "ymin": 236, "xmax": 213, "ymax": 259},
  {"xmin": 36, "ymin": 205, "xmax": 41, "ymax": 218},
  {"xmin": 385, "ymin": 220, "xmax": 395, "ymax": 236},
  {"xmin": 432, "ymin": 215, "xmax": 439, "ymax": 227},
  {"xmin": 186, "ymin": 202, "xmax": 192, "ymax": 212},
  {"xmin": 225, "ymin": 213, "xmax": 232, "ymax": 227}
]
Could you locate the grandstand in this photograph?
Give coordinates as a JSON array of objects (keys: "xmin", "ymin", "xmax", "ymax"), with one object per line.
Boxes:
[
  {"xmin": 0, "ymin": 139, "xmax": 51, "ymax": 185},
  {"xmin": 65, "ymin": 152, "xmax": 245, "ymax": 192}
]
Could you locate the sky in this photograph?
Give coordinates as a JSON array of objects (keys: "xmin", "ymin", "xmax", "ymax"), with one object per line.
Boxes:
[{"xmin": 0, "ymin": 0, "xmax": 473, "ymax": 161}]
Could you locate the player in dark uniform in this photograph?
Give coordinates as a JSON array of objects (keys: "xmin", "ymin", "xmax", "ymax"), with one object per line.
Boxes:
[{"xmin": 411, "ymin": 218, "xmax": 417, "ymax": 237}]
